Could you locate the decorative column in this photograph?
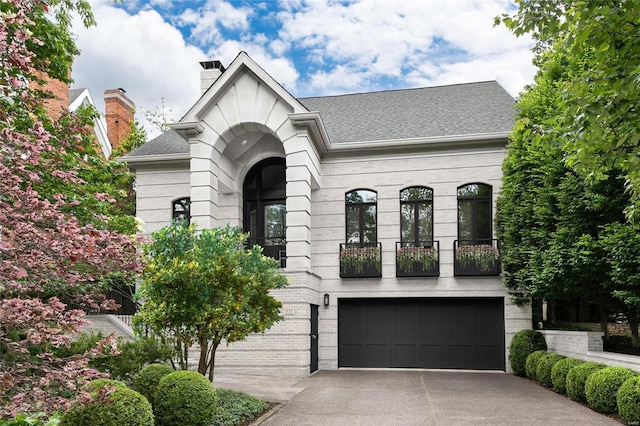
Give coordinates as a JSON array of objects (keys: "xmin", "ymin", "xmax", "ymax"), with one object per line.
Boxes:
[{"xmin": 283, "ymin": 135, "xmax": 315, "ymax": 271}]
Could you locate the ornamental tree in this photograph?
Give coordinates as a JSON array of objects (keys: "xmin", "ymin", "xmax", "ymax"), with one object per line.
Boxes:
[
  {"xmin": 0, "ymin": 0, "xmax": 142, "ymax": 417},
  {"xmin": 133, "ymin": 222, "xmax": 288, "ymax": 380}
]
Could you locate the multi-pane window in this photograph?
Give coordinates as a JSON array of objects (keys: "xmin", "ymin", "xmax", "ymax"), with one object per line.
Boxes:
[
  {"xmin": 243, "ymin": 158, "xmax": 286, "ymax": 261},
  {"xmin": 400, "ymin": 186, "xmax": 433, "ymax": 244},
  {"xmin": 172, "ymin": 197, "xmax": 190, "ymax": 223},
  {"xmin": 457, "ymin": 183, "xmax": 492, "ymax": 243},
  {"xmin": 345, "ymin": 189, "xmax": 377, "ymax": 244}
]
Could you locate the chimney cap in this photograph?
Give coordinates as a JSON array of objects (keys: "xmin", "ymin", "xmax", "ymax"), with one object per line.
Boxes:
[{"xmin": 199, "ymin": 60, "xmax": 225, "ymax": 72}]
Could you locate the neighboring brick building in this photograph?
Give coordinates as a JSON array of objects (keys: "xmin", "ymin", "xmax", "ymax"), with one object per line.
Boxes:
[
  {"xmin": 123, "ymin": 52, "xmax": 531, "ymax": 376},
  {"xmin": 36, "ymin": 71, "xmax": 135, "ymax": 158}
]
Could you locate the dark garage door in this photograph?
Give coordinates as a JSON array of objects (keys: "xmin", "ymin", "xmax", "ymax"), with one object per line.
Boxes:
[{"xmin": 338, "ymin": 298, "xmax": 504, "ymax": 370}]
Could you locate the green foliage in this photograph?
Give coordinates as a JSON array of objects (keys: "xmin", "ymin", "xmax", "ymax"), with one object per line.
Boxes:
[
  {"xmin": 497, "ymin": 0, "xmax": 640, "ymax": 222},
  {"xmin": 134, "ymin": 222, "xmax": 288, "ymax": 379},
  {"xmin": 525, "ymin": 350, "xmax": 547, "ymax": 380},
  {"xmin": 535, "ymin": 353, "xmax": 565, "ymax": 387},
  {"xmin": 213, "ymin": 389, "xmax": 268, "ymax": 426},
  {"xmin": 89, "ymin": 337, "xmax": 174, "ymax": 384},
  {"xmin": 617, "ymin": 376, "xmax": 640, "ymax": 425},
  {"xmin": 61, "ymin": 380, "xmax": 153, "ymax": 426},
  {"xmin": 132, "ymin": 363, "xmax": 175, "ymax": 408},
  {"xmin": 585, "ymin": 366, "xmax": 638, "ymax": 414},
  {"xmin": 551, "ymin": 357, "xmax": 584, "ymax": 394},
  {"xmin": 509, "ymin": 329, "xmax": 547, "ymax": 376},
  {"xmin": 0, "ymin": 412, "xmax": 61, "ymax": 426},
  {"xmin": 154, "ymin": 371, "xmax": 217, "ymax": 426},
  {"xmin": 566, "ymin": 362, "xmax": 607, "ymax": 403}
]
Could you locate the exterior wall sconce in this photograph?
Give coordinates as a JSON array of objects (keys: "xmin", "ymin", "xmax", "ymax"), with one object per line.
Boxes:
[{"xmin": 323, "ymin": 293, "xmax": 330, "ymax": 307}]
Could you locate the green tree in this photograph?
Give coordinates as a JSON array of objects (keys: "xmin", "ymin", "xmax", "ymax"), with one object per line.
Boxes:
[
  {"xmin": 496, "ymin": 40, "xmax": 629, "ymax": 337},
  {"xmin": 497, "ymin": 0, "xmax": 640, "ymax": 222},
  {"xmin": 133, "ymin": 222, "xmax": 288, "ymax": 380}
]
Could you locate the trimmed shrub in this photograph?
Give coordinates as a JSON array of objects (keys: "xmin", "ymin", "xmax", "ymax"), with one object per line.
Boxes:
[
  {"xmin": 566, "ymin": 362, "xmax": 607, "ymax": 403},
  {"xmin": 90, "ymin": 337, "xmax": 174, "ymax": 384},
  {"xmin": 133, "ymin": 363, "xmax": 175, "ymax": 407},
  {"xmin": 525, "ymin": 350, "xmax": 547, "ymax": 380},
  {"xmin": 60, "ymin": 379, "xmax": 153, "ymax": 426},
  {"xmin": 551, "ymin": 358, "xmax": 584, "ymax": 394},
  {"xmin": 585, "ymin": 366, "xmax": 639, "ymax": 414},
  {"xmin": 509, "ymin": 329, "xmax": 547, "ymax": 377},
  {"xmin": 536, "ymin": 353, "xmax": 565, "ymax": 388},
  {"xmin": 617, "ymin": 376, "xmax": 640, "ymax": 425},
  {"xmin": 155, "ymin": 371, "xmax": 217, "ymax": 426}
]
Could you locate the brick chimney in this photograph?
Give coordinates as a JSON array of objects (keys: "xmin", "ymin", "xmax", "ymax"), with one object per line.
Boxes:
[
  {"xmin": 200, "ymin": 60, "xmax": 225, "ymax": 95},
  {"xmin": 34, "ymin": 70, "xmax": 70, "ymax": 121},
  {"xmin": 104, "ymin": 88, "xmax": 135, "ymax": 151}
]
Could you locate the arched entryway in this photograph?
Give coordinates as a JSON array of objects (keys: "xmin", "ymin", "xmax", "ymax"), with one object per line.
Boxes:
[{"xmin": 243, "ymin": 158, "xmax": 286, "ymax": 264}]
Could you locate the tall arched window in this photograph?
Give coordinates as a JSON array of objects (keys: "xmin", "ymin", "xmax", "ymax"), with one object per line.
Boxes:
[
  {"xmin": 345, "ymin": 189, "xmax": 377, "ymax": 244},
  {"xmin": 243, "ymin": 158, "xmax": 286, "ymax": 260},
  {"xmin": 400, "ymin": 186, "xmax": 433, "ymax": 245},
  {"xmin": 457, "ymin": 183, "xmax": 492, "ymax": 244}
]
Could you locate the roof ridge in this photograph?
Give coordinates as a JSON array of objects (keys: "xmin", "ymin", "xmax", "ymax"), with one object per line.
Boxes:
[{"xmin": 299, "ymin": 80, "xmax": 500, "ymax": 101}]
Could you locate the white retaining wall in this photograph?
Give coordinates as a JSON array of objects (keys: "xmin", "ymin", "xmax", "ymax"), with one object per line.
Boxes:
[{"xmin": 541, "ymin": 330, "xmax": 640, "ymax": 372}]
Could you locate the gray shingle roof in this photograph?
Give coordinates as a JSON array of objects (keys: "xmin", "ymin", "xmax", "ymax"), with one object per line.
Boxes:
[
  {"xmin": 124, "ymin": 129, "xmax": 189, "ymax": 158},
  {"xmin": 126, "ymin": 80, "xmax": 515, "ymax": 158},
  {"xmin": 299, "ymin": 81, "xmax": 515, "ymax": 143},
  {"xmin": 69, "ymin": 88, "xmax": 85, "ymax": 106}
]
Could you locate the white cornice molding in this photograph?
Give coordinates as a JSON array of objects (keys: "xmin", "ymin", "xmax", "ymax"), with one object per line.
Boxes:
[
  {"xmin": 326, "ymin": 132, "xmax": 510, "ymax": 154},
  {"xmin": 118, "ymin": 153, "xmax": 190, "ymax": 167},
  {"xmin": 288, "ymin": 111, "xmax": 332, "ymax": 154},
  {"xmin": 169, "ymin": 122, "xmax": 204, "ymax": 139}
]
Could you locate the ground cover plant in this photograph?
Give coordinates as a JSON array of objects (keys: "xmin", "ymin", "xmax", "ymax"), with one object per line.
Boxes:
[{"xmin": 213, "ymin": 389, "xmax": 269, "ymax": 426}]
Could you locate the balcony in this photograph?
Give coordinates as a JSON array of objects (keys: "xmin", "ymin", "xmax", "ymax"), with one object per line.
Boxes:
[
  {"xmin": 246, "ymin": 237, "xmax": 287, "ymax": 268},
  {"xmin": 396, "ymin": 241, "xmax": 440, "ymax": 277},
  {"xmin": 340, "ymin": 243, "xmax": 382, "ymax": 278},
  {"xmin": 454, "ymin": 239, "xmax": 501, "ymax": 276}
]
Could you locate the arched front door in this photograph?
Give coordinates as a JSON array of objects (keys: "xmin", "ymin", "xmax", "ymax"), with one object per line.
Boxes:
[{"xmin": 243, "ymin": 158, "xmax": 286, "ymax": 264}]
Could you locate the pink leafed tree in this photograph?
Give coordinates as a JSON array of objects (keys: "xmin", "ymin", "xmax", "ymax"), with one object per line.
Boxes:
[{"xmin": 0, "ymin": 0, "xmax": 142, "ymax": 417}]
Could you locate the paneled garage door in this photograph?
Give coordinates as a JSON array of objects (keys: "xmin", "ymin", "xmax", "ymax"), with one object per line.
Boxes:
[{"xmin": 338, "ymin": 298, "xmax": 505, "ymax": 370}]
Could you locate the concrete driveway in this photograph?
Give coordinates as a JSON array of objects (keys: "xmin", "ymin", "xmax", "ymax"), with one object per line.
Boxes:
[{"xmin": 246, "ymin": 370, "xmax": 620, "ymax": 425}]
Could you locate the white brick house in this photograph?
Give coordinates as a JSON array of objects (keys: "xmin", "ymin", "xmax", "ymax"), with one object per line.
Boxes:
[{"xmin": 123, "ymin": 52, "xmax": 531, "ymax": 376}]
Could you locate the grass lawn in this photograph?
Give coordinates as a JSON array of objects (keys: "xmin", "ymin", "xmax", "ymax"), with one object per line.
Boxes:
[{"xmin": 213, "ymin": 388, "xmax": 271, "ymax": 426}]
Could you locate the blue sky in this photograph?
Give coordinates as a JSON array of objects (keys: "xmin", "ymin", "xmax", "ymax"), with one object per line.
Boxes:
[{"xmin": 71, "ymin": 0, "xmax": 535, "ymax": 137}]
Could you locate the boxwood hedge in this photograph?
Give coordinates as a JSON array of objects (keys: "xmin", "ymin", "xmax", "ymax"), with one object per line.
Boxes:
[
  {"xmin": 585, "ymin": 366, "xmax": 638, "ymax": 414},
  {"xmin": 551, "ymin": 357, "xmax": 584, "ymax": 394},
  {"xmin": 509, "ymin": 330, "xmax": 547, "ymax": 377},
  {"xmin": 525, "ymin": 350, "xmax": 547, "ymax": 381},
  {"xmin": 536, "ymin": 353, "xmax": 565, "ymax": 388}
]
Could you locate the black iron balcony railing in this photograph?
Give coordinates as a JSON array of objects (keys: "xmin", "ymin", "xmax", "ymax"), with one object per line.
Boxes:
[
  {"xmin": 339, "ymin": 242, "xmax": 382, "ymax": 278},
  {"xmin": 246, "ymin": 237, "xmax": 287, "ymax": 268},
  {"xmin": 454, "ymin": 239, "xmax": 501, "ymax": 276},
  {"xmin": 396, "ymin": 241, "xmax": 440, "ymax": 277}
]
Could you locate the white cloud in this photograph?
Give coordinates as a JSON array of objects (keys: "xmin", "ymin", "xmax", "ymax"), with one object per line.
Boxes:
[
  {"xmin": 71, "ymin": 0, "xmax": 535, "ymax": 140},
  {"xmin": 72, "ymin": 2, "xmax": 206, "ymax": 138},
  {"xmin": 275, "ymin": 0, "xmax": 535, "ymax": 96}
]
